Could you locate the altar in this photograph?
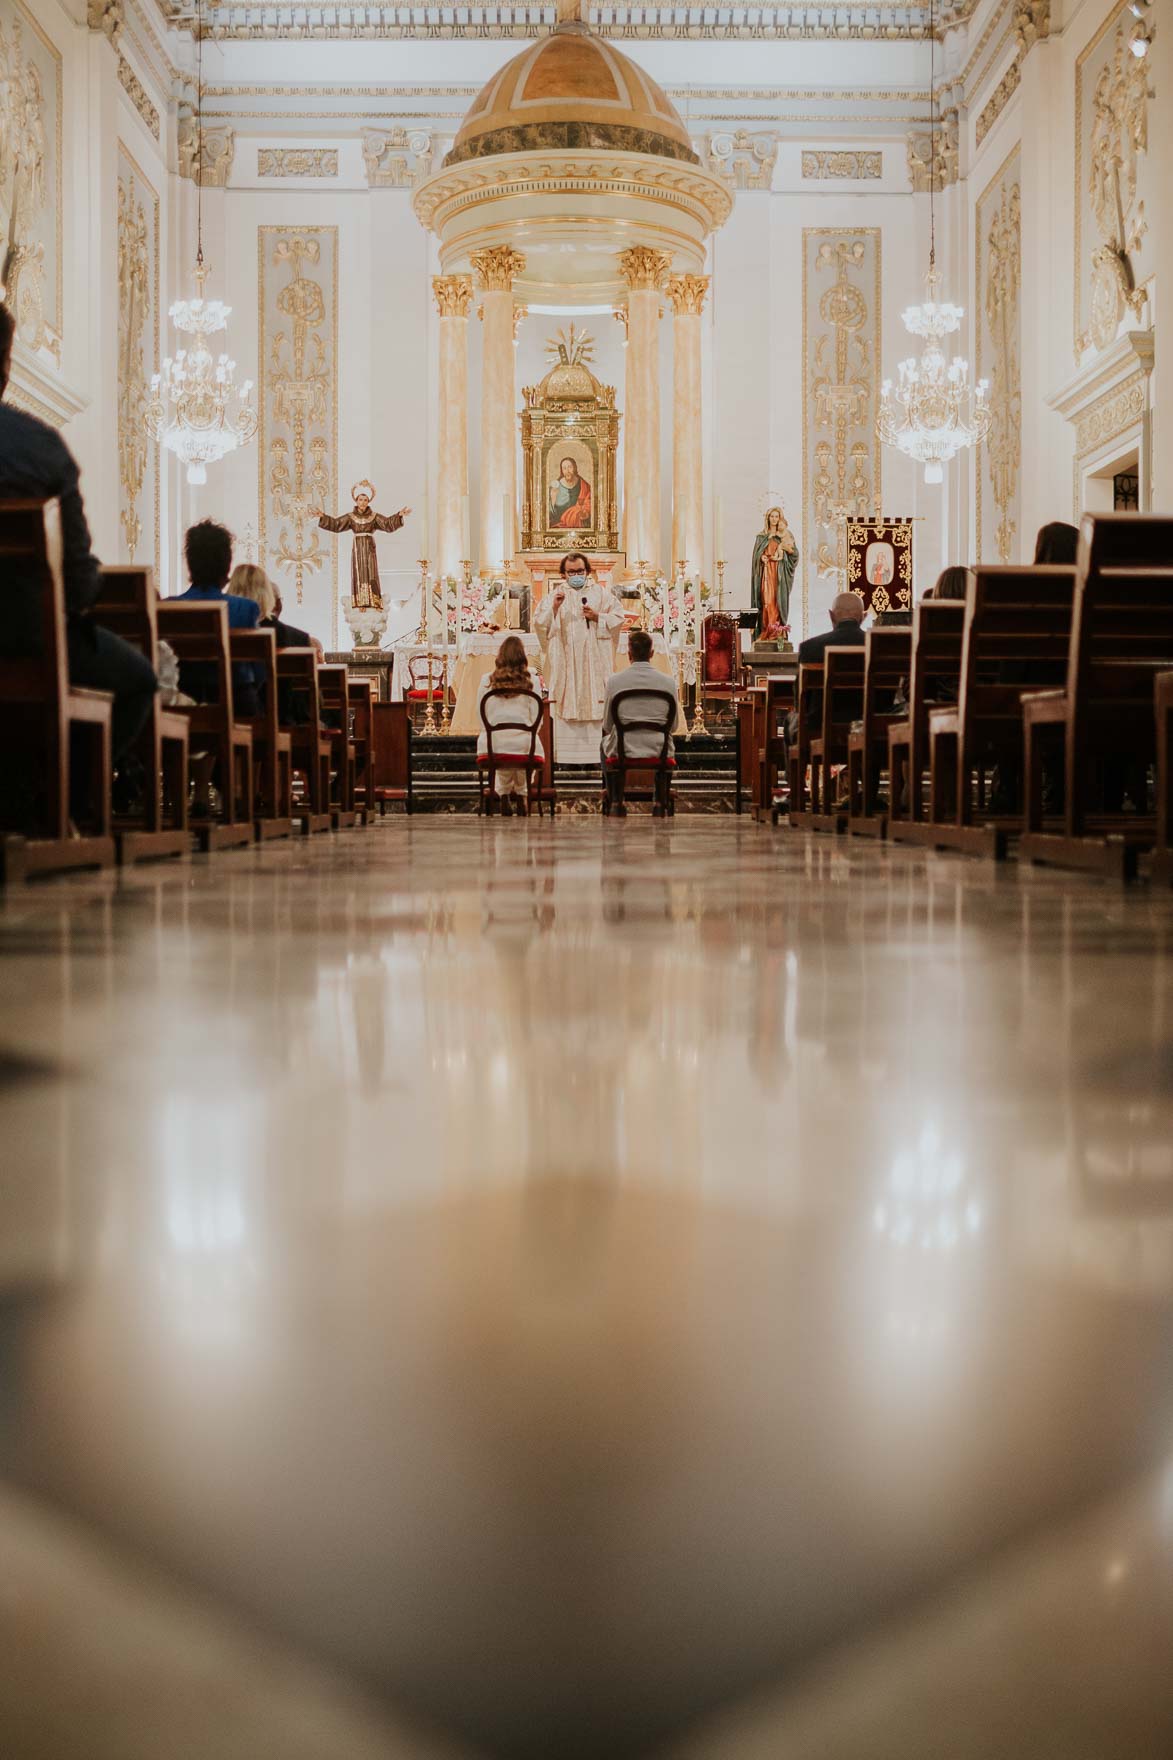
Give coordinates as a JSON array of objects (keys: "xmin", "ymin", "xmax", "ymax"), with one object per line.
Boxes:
[{"xmin": 449, "ymin": 633, "xmax": 544, "ymax": 736}]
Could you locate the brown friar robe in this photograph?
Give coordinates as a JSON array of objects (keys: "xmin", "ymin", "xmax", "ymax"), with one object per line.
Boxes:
[{"xmin": 319, "ymin": 508, "xmax": 403, "ymax": 610}]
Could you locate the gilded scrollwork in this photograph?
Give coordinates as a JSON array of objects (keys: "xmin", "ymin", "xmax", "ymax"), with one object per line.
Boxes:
[
  {"xmin": 977, "ymin": 159, "xmax": 1022, "ymax": 563},
  {"xmin": 801, "ymin": 151, "xmax": 882, "ymax": 180},
  {"xmin": 804, "ymin": 231, "xmax": 880, "ymax": 592},
  {"xmin": 704, "ymin": 129, "xmax": 778, "ymax": 190},
  {"xmin": 361, "ymin": 126, "xmax": 432, "ymax": 187},
  {"xmin": 0, "ymin": 4, "xmax": 61, "ymax": 362},
  {"xmin": 178, "ymin": 114, "xmax": 234, "ymax": 184},
  {"xmin": 258, "ymin": 227, "xmax": 338, "ymax": 617},
  {"xmin": 906, "ymin": 113, "xmax": 959, "ymax": 190},
  {"xmin": 117, "ymin": 154, "xmax": 157, "ymax": 563},
  {"xmin": 1086, "ymin": 23, "xmax": 1149, "ymax": 351}
]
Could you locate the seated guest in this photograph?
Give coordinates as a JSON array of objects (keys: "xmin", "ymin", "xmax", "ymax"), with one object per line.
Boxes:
[
  {"xmin": 796, "ymin": 591, "xmax": 867, "ymax": 663},
  {"xmin": 601, "ymin": 627, "xmax": 679, "ymax": 811},
  {"xmin": 228, "ymin": 562, "xmax": 323, "ymax": 654},
  {"xmin": 0, "ymin": 300, "xmax": 157, "ymax": 794},
  {"xmin": 477, "ymin": 635, "xmax": 543, "ymax": 817},
  {"xmin": 929, "ymin": 565, "xmax": 969, "ymax": 601},
  {"xmin": 174, "ymin": 520, "xmax": 263, "ymax": 715},
  {"xmin": 1034, "ymin": 521, "xmax": 1080, "ymax": 564}
]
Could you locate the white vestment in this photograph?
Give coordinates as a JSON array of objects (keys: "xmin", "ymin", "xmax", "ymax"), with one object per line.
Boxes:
[{"xmin": 533, "ymin": 580, "xmax": 626, "ymax": 762}]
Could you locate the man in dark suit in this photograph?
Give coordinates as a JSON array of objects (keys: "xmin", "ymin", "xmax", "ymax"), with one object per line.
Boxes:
[
  {"xmin": 796, "ymin": 591, "xmax": 868, "ymax": 664},
  {"xmin": 0, "ymin": 301, "xmax": 157, "ymax": 776},
  {"xmin": 173, "ymin": 520, "xmax": 263, "ymax": 716}
]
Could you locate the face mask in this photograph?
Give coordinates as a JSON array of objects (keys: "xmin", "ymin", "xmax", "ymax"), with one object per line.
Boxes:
[{"xmin": 566, "ymin": 573, "xmax": 586, "ymax": 588}]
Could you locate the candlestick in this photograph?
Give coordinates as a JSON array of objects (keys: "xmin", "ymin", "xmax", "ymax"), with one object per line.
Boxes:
[
  {"xmin": 716, "ymin": 558, "xmax": 726, "ymax": 612},
  {"xmin": 714, "ymin": 496, "xmax": 725, "ymax": 561},
  {"xmin": 461, "ymin": 493, "xmax": 471, "ymax": 563},
  {"xmin": 501, "ymin": 491, "xmax": 512, "ymax": 571},
  {"xmin": 421, "ymin": 489, "xmax": 430, "ymax": 566},
  {"xmin": 416, "ymin": 556, "xmax": 429, "ymax": 643},
  {"xmin": 422, "ymin": 644, "xmax": 438, "ymax": 735}
]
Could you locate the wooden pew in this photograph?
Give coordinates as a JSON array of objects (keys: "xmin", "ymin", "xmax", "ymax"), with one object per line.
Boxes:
[
  {"xmin": 807, "ymin": 645, "xmax": 866, "ymax": 832},
  {"xmin": 348, "ymin": 676, "xmax": 378, "ymax": 818},
  {"xmin": 275, "ymin": 648, "xmax": 334, "ymax": 834},
  {"xmin": 847, "ymin": 626, "xmax": 911, "ymax": 838},
  {"xmin": 738, "ymin": 687, "xmax": 763, "ymax": 816},
  {"xmin": 786, "ymin": 662, "xmax": 824, "ymax": 825},
  {"xmin": 535, "ymin": 699, "xmax": 557, "ymax": 814},
  {"xmin": 229, "ymin": 629, "xmax": 293, "ymax": 840},
  {"xmin": 911, "ymin": 565, "xmax": 1077, "ymax": 858},
  {"xmin": 763, "ymin": 674, "xmax": 797, "ymax": 824},
  {"xmin": 1019, "ymin": 515, "xmax": 1173, "ymax": 880},
  {"xmin": 317, "ymin": 663, "xmax": 359, "ymax": 828},
  {"xmin": 370, "ymin": 699, "xmax": 413, "ymax": 814},
  {"xmin": 156, "ymin": 601, "xmax": 255, "ymax": 851},
  {"xmin": 92, "ymin": 565, "xmax": 190, "ymax": 864},
  {"xmin": 1151, "ymin": 670, "xmax": 1173, "ymax": 885},
  {"xmin": 886, "ymin": 600, "xmax": 967, "ymax": 845},
  {"xmin": 0, "ymin": 499, "xmax": 116, "ymax": 883}
]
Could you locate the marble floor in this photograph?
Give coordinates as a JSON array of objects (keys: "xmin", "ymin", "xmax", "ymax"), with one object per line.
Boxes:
[{"xmin": 1, "ymin": 818, "xmax": 1172, "ymax": 1759}]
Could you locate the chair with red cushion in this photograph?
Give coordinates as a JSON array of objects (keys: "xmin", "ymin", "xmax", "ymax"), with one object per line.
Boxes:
[
  {"xmin": 603, "ymin": 687, "xmax": 677, "ymax": 818},
  {"xmin": 405, "ymin": 652, "xmax": 448, "ymax": 724},
  {"xmin": 477, "ymin": 687, "xmax": 547, "ymax": 817}
]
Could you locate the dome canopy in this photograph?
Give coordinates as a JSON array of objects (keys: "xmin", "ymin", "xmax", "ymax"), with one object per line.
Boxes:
[{"xmin": 444, "ymin": 21, "xmax": 698, "ymax": 168}]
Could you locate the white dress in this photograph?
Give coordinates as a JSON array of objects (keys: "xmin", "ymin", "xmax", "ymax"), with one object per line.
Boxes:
[{"xmin": 533, "ymin": 580, "xmax": 626, "ymax": 764}]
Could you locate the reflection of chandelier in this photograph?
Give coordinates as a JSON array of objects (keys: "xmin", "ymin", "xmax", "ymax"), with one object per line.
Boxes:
[
  {"xmin": 878, "ymin": 267, "xmax": 990, "ymax": 484},
  {"xmin": 877, "ymin": 0, "xmax": 988, "ymax": 485},
  {"xmin": 144, "ymin": 0, "xmax": 255, "ymax": 486}
]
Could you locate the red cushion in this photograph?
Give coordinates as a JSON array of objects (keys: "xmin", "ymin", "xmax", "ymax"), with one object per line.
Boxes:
[{"xmin": 406, "ymin": 688, "xmax": 445, "ymax": 699}]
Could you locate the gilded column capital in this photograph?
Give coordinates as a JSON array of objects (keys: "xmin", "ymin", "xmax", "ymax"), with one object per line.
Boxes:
[
  {"xmin": 178, "ymin": 116, "xmax": 235, "ymax": 187},
  {"xmin": 432, "ymin": 274, "xmax": 474, "ymax": 318},
  {"xmin": 665, "ymin": 274, "xmax": 709, "ymax": 316},
  {"xmin": 88, "ymin": 0, "xmax": 123, "ymax": 44},
  {"xmin": 470, "ymin": 246, "xmax": 527, "ymax": 293},
  {"xmin": 617, "ymin": 246, "xmax": 671, "ymax": 292}
]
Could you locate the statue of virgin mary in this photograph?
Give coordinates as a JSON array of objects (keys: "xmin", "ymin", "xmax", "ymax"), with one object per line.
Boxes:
[{"xmin": 751, "ymin": 507, "xmax": 799, "ymax": 639}]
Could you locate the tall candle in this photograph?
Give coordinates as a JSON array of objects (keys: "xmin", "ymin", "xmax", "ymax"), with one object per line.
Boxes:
[
  {"xmin": 715, "ymin": 497, "xmax": 725, "ymax": 561},
  {"xmin": 461, "ymin": 493, "xmax": 471, "ymax": 560}
]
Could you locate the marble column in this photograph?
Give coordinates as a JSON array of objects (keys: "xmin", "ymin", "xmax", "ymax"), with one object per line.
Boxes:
[
  {"xmin": 665, "ymin": 274, "xmax": 708, "ymax": 575},
  {"xmin": 471, "ymin": 246, "xmax": 526, "ymax": 571},
  {"xmin": 432, "ymin": 275, "xmax": 473, "ymax": 579},
  {"xmin": 618, "ymin": 247, "xmax": 670, "ymax": 572}
]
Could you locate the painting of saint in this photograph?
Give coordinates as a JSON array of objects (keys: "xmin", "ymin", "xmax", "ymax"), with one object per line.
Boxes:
[
  {"xmin": 865, "ymin": 540, "xmax": 895, "ymax": 589},
  {"xmin": 548, "ymin": 455, "xmax": 593, "ymax": 531}
]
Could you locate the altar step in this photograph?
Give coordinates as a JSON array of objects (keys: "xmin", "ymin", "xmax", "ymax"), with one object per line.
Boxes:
[{"xmin": 408, "ymin": 733, "xmax": 741, "ymax": 812}]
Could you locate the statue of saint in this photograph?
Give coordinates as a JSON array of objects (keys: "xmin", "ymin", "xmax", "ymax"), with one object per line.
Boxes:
[
  {"xmin": 312, "ymin": 481, "xmax": 411, "ymax": 611},
  {"xmin": 751, "ymin": 507, "xmax": 799, "ymax": 638}
]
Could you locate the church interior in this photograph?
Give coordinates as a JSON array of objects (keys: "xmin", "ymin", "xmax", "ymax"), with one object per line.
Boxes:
[{"xmin": 3, "ymin": 0, "xmax": 1173, "ymax": 1753}]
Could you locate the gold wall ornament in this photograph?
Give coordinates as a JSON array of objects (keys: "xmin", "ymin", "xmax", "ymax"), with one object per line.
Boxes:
[
  {"xmin": 801, "ymin": 150, "xmax": 882, "ymax": 180},
  {"xmin": 87, "ymin": 0, "xmax": 122, "ymax": 43},
  {"xmin": 802, "ymin": 229, "xmax": 881, "ymax": 603},
  {"xmin": 617, "ymin": 245, "xmax": 670, "ymax": 291},
  {"xmin": 520, "ymin": 325, "xmax": 620, "ymax": 554},
  {"xmin": 664, "ymin": 273, "xmax": 709, "ymax": 317},
  {"xmin": 117, "ymin": 150, "xmax": 159, "ymax": 567},
  {"xmin": 258, "ymin": 226, "xmax": 338, "ymax": 624},
  {"xmin": 976, "ymin": 152, "xmax": 1022, "ymax": 563},
  {"xmin": 257, "ymin": 147, "xmax": 338, "ymax": 177},
  {"xmin": 704, "ymin": 129, "xmax": 779, "ymax": 190},
  {"xmin": 177, "ymin": 114, "xmax": 233, "ymax": 183},
  {"xmin": 1013, "ymin": 0, "xmax": 1049, "ymax": 55},
  {"xmin": 432, "ymin": 272, "xmax": 473, "ymax": 317},
  {"xmin": 361, "ymin": 126, "xmax": 432, "ymax": 187},
  {"xmin": 906, "ymin": 113, "xmax": 959, "ymax": 189},
  {"xmin": 1086, "ymin": 21, "xmax": 1149, "ymax": 351},
  {"xmin": 470, "ymin": 244, "xmax": 526, "ymax": 291},
  {"xmin": 512, "ymin": 302, "xmax": 527, "ymax": 342},
  {"xmin": 975, "ymin": 60, "xmax": 1021, "ymax": 147},
  {"xmin": 1073, "ymin": 368, "xmax": 1146, "ymax": 458},
  {"xmin": 118, "ymin": 53, "xmax": 159, "ymax": 138},
  {"xmin": 0, "ymin": 3, "xmax": 62, "ymax": 362}
]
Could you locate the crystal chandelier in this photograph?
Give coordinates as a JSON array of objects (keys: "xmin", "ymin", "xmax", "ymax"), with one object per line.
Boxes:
[
  {"xmin": 144, "ymin": 0, "xmax": 256, "ymax": 485},
  {"xmin": 877, "ymin": 0, "xmax": 989, "ymax": 484}
]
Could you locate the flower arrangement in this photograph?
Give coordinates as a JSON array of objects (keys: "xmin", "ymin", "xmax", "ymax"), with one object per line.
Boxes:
[
  {"xmin": 439, "ymin": 575, "xmax": 506, "ymax": 635},
  {"xmin": 641, "ymin": 574, "xmax": 710, "ymax": 643}
]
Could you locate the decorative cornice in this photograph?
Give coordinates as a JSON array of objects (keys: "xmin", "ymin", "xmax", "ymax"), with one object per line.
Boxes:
[
  {"xmin": 414, "ymin": 151, "xmax": 733, "ymax": 237},
  {"xmin": 618, "ymin": 246, "xmax": 671, "ymax": 292},
  {"xmin": 88, "ymin": 0, "xmax": 124, "ymax": 44},
  {"xmin": 470, "ymin": 246, "xmax": 527, "ymax": 292},
  {"xmin": 1013, "ymin": 0, "xmax": 1049, "ymax": 56},
  {"xmin": 6, "ymin": 342, "xmax": 90, "ymax": 431},
  {"xmin": 907, "ymin": 114, "xmax": 959, "ymax": 190},
  {"xmin": 361, "ymin": 126, "xmax": 433, "ymax": 188},
  {"xmin": 1047, "ymin": 328, "xmax": 1154, "ymax": 426},
  {"xmin": 257, "ymin": 148, "xmax": 339, "ymax": 177},
  {"xmin": 177, "ymin": 117, "xmax": 235, "ymax": 184},
  {"xmin": 664, "ymin": 273, "xmax": 709, "ymax": 316},
  {"xmin": 117, "ymin": 54, "xmax": 160, "ymax": 139},
  {"xmin": 432, "ymin": 273, "xmax": 474, "ymax": 317},
  {"xmin": 802, "ymin": 149, "xmax": 882, "ymax": 180},
  {"xmin": 703, "ymin": 130, "xmax": 778, "ymax": 191},
  {"xmin": 1073, "ymin": 371, "xmax": 1147, "ymax": 458},
  {"xmin": 975, "ymin": 59, "xmax": 1021, "ymax": 146}
]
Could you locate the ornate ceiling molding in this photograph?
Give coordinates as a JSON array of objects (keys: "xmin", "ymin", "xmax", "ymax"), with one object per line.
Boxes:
[
  {"xmin": 802, "ymin": 150, "xmax": 882, "ymax": 180},
  {"xmin": 177, "ymin": 116, "xmax": 235, "ymax": 183},
  {"xmin": 361, "ymin": 127, "xmax": 434, "ymax": 187},
  {"xmin": 703, "ymin": 130, "xmax": 778, "ymax": 191},
  {"xmin": 258, "ymin": 148, "xmax": 339, "ymax": 176}
]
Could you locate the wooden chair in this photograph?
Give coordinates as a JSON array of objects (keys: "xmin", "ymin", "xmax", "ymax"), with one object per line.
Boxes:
[
  {"xmin": 786, "ymin": 662, "xmax": 824, "ymax": 825},
  {"xmin": 230, "ymin": 629, "xmax": 293, "ymax": 840},
  {"xmin": 405, "ymin": 651, "xmax": 447, "ymax": 727},
  {"xmin": 847, "ymin": 627, "xmax": 911, "ymax": 838},
  {"xmin": 478, "ymin": 688, "xmax": 547, "ymax": 817},
  {"xmin": 1019, "ymin": 515, "xmax": 1173, "ymax": 880},
  {"xmin": 0, "ymin": 499, "xmax": 116, "ymax": 883},
  {"xmin": 886, "ymin": 600, "xmax": 967, "ymax": 845},
  {"xmin": 157, "ymin": 601, "xmax": 255, "ymax": 851},
  {"xmin": 370, "ymin": 700, "xmax": 413, "ymax": 815},
  {"xmin": 602, "ymin": 688, "xmax": 676, "ymax": 818},
  {"xmin": 699, "ymin": 613, "xmax": 741, "ymax": 723},
  {"xmin": 807, "ymin": 645, "xmax": 866, "ymax": 831},
  {"xmin": 275, "ymin": 648, "xmax": 333, "ymax": 834},
  {"xmin": 913, "ymin": 565, "xmax": 1077, "ymax": 858},
  {"xmin": 739, "ymin": 687, "xmax": 764, "ymax": 816},
  {"xmin": 535, "ymin": 700, "xmax": 557, "ymax": 815},
  {"xmin": 92, "ymin": 564, "xmax": 191, "ymax": 864},
  {"xmin": 1151, "ymin": 670, "xmax": 1173, "ymax": 886},
  {"xmin": 317, "ymin": 663, "xmax": 359, "ymax": 828},
  {"xmin": 348, "ymin": 676, "xmax": 378, "ymax": 817}
]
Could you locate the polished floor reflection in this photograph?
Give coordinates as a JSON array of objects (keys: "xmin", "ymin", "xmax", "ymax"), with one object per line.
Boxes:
[{"xmin": 1, "ymin": 820, "xmax": 1172, "ymax": 1758}]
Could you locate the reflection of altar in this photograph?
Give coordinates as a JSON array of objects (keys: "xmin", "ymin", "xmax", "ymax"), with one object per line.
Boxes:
[{"xmin": 450, "ymin": 633, "xmax": 544, "ymax": 736}]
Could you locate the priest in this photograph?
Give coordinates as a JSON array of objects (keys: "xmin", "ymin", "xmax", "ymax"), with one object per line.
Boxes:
[{"xmin": 533, "ymin": 552, "xmax": 625, "ymax": 763}]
